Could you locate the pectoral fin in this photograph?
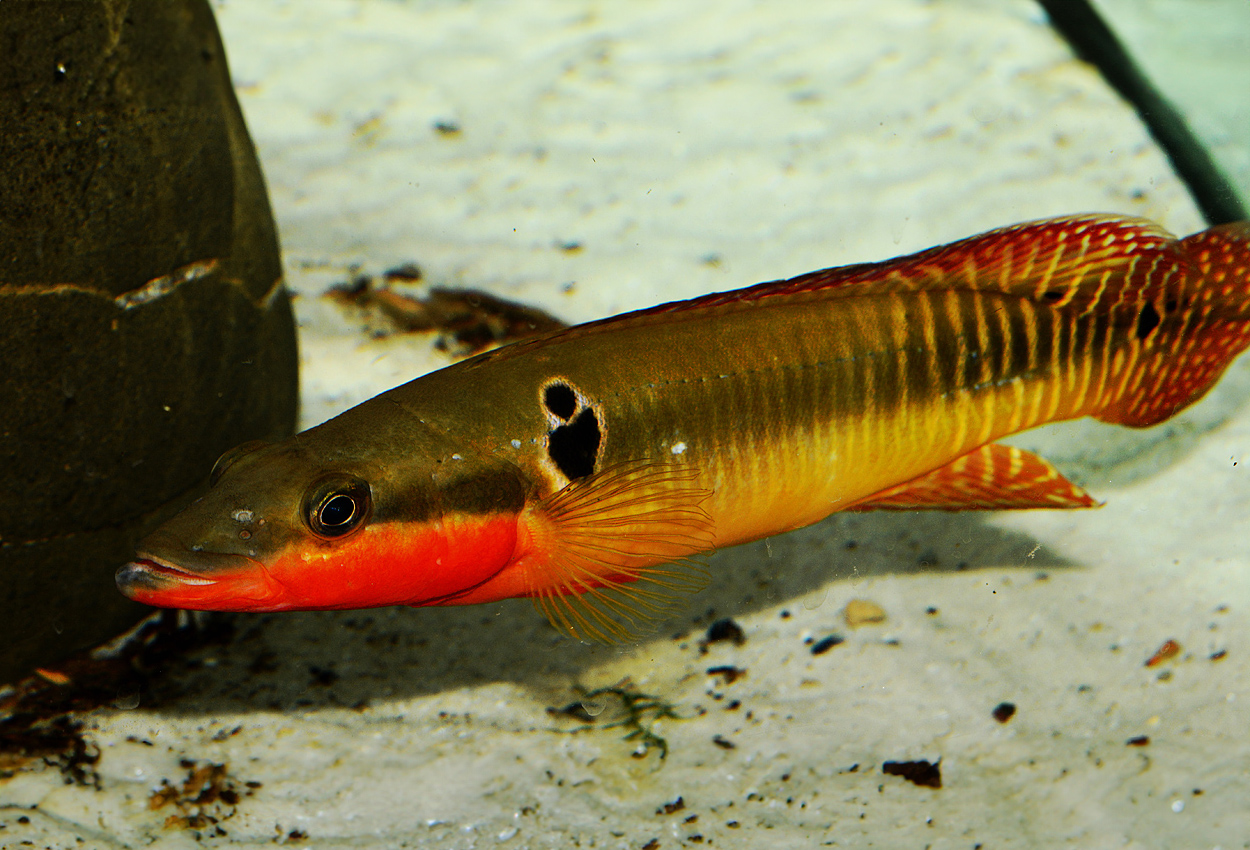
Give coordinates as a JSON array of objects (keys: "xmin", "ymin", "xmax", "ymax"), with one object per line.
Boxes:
[
  {"xmin": 849, "ymin": 444, "xmax": 1098, "ymax": 511},
  {"xmin": 522, "ymin": 461, "xmax": 715, "ymax": 642}
]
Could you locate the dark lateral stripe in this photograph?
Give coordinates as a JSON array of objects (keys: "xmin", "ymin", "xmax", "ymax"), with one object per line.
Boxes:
[
  {"xmin": 845, "ymin": 300, "xmax": 884, "ymax": 417},
  {"xmin": 1092, "ymin": 307, "xmax": 1119, "ymax": 409},
  {"xmin": 874, "ymin": 299, "xmax": 906, "ymax": 414},
  {"xmin": 1068, "ymin": 304, "xmax": 1092, "ymax": 400},
  {"xmin": 957, "ymin": 292, "xmax": 987, "ymax": 391},
  {"xmin": 981, "ymin": 294, "xmax": 1008, "ymax": 385},
  {"xmin": 904, "ymin": 300, "xmax": 933, "ymax": 407},
  {"xmin": 1031, "ymin": 303, "xmax": 1056, "ymax": 380},
  {"xmin": 1053, "ymin": 303, "xmax": 1075, "ymax": 398},
  {"xmin": 927, "ymin": 291, "xmax": 961, "ymax": 395},
  {"xmin": 1007, "ymin": 301, "xmax": 1033, "ymax": 378}
]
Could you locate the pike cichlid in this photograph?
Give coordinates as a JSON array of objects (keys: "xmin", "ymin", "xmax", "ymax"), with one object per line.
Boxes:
[{"xmin": 117, "ymin": 215, "xmax": 1250, "ymax": 640}]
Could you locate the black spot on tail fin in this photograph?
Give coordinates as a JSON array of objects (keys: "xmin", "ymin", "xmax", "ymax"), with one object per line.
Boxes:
[
  {"xmin": 1100, "ymin": 221, "xmax": 1250, "ymax": 427},
  {"xmin": 1135, "ymin": 300, "xmax": 1161, "ymax": 340}
]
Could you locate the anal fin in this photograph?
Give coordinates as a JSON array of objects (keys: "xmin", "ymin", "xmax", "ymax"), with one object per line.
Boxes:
[{"xmin": 849, "ymin": 444, "xmax": 1099, "ymax": 511}]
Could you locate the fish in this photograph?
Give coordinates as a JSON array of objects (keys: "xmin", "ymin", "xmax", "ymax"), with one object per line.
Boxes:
[{"xmin": 117, "ymin": 214, "xmax": 1250, "ymax": 640}]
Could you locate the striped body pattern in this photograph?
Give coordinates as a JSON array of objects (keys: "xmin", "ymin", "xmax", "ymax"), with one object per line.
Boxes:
[{"xmin": 117, "ymin": 215, "xmax": 1250, "ymax": 640}]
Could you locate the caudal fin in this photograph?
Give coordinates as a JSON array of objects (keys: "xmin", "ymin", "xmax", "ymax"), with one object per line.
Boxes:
[{"xmin": 1095, "ymin": 221, "xmax": 1250, "ymax": 427}]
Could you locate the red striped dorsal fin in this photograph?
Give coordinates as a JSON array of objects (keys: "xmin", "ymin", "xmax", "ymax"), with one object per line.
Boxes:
[
  {"xmin": 489, "ymin": 215, "xmax": 1175, "ymax": 350},
  {"xmin": 661, "ymin": 214, "xmax": 1177, "ymax": 313},
  {"xmin": 469, "ymin": 215, "xmax": 1187, "ymax": 371},
  {"xmin": 848, "ymin": 443, "xmax": 1099, "ymax": 511}
]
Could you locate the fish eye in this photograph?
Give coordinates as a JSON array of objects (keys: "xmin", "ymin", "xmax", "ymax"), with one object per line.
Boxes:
[
  {"xmin": 209, "ymin": 440, "xmax": 271, "ymax": 486},
  {"xmin": 305, "ymin": 477, "xmax": 372, "ymax": 539}
]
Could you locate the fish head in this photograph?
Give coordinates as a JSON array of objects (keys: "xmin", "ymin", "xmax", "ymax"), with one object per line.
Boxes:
[{"xmin": 117, "ymin": 433, "xmax": 531, "ymax": 612}]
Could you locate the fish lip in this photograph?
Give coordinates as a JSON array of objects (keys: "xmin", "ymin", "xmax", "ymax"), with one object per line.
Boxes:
[
  {"xmin": 122, "ymin": 555, "xmax": 219, "ymax": 587},
  {"xmin": 116, "ymin": 549, "xmax": 278, "ymax": 610}
]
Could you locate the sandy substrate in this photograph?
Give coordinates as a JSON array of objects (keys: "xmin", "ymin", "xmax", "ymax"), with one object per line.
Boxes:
[{"xmin": 3, "ymin": 1, "xmax": 1247, "ymax": 848}]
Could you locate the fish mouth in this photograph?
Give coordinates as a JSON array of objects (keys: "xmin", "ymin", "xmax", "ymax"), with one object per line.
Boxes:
[
  {"xmin": 117, "ymin": 555, "xmax": 218, "ymax": 590},
  {"xmin": 116, "ymin": 551, "xmax": 275, "ymax": 611}
]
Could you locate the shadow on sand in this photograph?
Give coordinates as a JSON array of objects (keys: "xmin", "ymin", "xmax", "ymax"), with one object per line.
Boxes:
[{"xmin": 142, "ymin": 507, "xmax": 1078, "ymax": 715}]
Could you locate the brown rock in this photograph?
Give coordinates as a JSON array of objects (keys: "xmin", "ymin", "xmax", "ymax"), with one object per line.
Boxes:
[{"xmin": 0, "ymin": 0, "xmax": 298, "ymax": 684}]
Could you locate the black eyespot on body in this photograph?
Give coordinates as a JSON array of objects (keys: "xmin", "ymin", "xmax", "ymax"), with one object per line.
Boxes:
[
  {"xmin": 1165, "ymin": 297, "xmax": 1179, "ymax": 313},
  {"xmin": 1136, "ymin": 301, "xmax": 1161, "ymax": 340},
  {"xmin": 1042, "ymin": 290, "xmax": 1064, "ymax": 303},
  {"xmin": 544, "ymin": 382, "xmax": 578, "ymax": 421},
  {"xmin": 548, "ymin": 409, "xmax": 600, "ymax": 480},
  {"xmin": 209, "ymin": 440, "xmax": 270, "ymax": 486},
  {"xmin": 305, "ymin": 477, "xmax": 372, "ymax": 538}
]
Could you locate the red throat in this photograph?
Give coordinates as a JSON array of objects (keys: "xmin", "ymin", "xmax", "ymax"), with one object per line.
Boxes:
[{"xmin": 258, "ymin": 513, "xmax": 523, "ymax": 611}]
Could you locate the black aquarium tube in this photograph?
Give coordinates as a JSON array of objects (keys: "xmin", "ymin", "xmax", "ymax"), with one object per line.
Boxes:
[{"xmin": 1037, "ymin": 0, "xmax": 1247, "ymax": 225}]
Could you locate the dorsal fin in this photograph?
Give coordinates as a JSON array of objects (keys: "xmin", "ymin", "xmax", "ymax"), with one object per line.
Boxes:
[
  {"xmin": 656, "ymin": 214, "xmax": 1178, "ymax": 314},
  {"xmin": 463, "ymin": 215, "xmax": 1185, "ymax": 368}
]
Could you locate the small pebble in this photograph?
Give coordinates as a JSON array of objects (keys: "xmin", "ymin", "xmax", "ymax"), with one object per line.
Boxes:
[
  {"xmin": 382, "ymin": 262, "xmax": 422, "ymax": 282},
  {"xmin": 705, "ymin": 618, "xmax": 746, "ymax": 646},
  {"xmin": 844, "ymin": 598, "xmax": 887, "ymax": 628},
  {"xmin": 706, "ymin": 665, "xmax": 746, "ymax": 684},
  {"xmin": 657, "ymin": 797, "xmax": 685, "ymax": 815},
  {"xmin": 1145, "ymin": 639, "xmax": 1181, "ymax": 667},
  {"xmin": 810, "ymin": 635, "xmax": 845, "ymax": 655},
  {"xmin": 882, "ymin": 758, "xmax": 941, "ymax": 789}
]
